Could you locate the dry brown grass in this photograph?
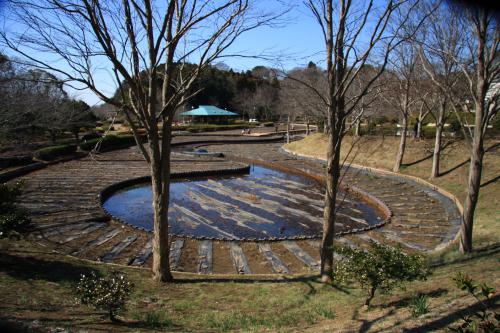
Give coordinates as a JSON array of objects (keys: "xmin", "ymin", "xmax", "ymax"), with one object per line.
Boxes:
[
  {"xmin": 0, "ymin": 239, "xmax": 498, "ymax": 332},
  {"xmin": 285, "ymin": 134, "xmax": 500, "ymax": 246}
]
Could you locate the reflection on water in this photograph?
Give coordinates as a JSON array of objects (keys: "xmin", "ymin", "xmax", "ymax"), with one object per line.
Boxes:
[{"xmin": 103, "ymin": 165, "xmax": 380, "ymax": 240}]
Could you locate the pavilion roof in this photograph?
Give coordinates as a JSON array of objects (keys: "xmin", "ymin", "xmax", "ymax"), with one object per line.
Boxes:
[{"xmin": 180, "ymin": 105, "xmax": 238, "ymax": 116}]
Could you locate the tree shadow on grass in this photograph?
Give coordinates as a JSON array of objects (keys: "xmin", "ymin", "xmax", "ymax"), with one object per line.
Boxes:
[
  {"xmin": 0, "ymin": 251, "xmax": 95, "ymax": 284},
  {"xmin": 429, "ymin": 243, "xmax": 500, "ymax": 268},
  {"xmin": 172, "ymin": 274, "xmax": 323, "ymax": 284},
  {"xmin": 402, "ymin": 140, "xmax": 454, "ymax": 168},
  {"xmin": 440, "ymin": 142, "xmax": 500, "ymax": 177},
  {"xmin": 403, "ymin": 294, "xmax": 500, "ymax": 333},
  {"xmin": 481, "ymin": 174, "xmax": 500, "ymax": 188},
  {"xmin": 350, "ymin": 288, "xmax": 448, "ymax": 333},
  {"xmin": 378, "ymin": 288, "xmax": 448, "ymax": 309}
]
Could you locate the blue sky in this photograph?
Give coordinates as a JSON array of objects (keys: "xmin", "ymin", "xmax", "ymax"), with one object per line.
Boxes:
[
  {"xmin": 0, "ymin": 1, "xmax": 332, "ymax": 106},
  {"xmin": 0, "ymin": 1, "xmax": 395, "ymax": 106}
]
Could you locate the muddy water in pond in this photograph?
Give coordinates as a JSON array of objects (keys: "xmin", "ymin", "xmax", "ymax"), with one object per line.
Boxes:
[{"xmin": 103, "ymin": 165, "xmax": 380, "ymax": 240}]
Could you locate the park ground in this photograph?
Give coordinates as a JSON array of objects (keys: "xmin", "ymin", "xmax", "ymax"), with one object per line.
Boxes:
[{"xmin": 0, "ymin": 134, "xmax": 499, "ymax": 332}]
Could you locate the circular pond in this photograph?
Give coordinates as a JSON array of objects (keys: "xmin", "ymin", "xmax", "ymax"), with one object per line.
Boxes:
[{"xmin": 102, "ymin": 165, "xmax": 382, "ymax": 240}]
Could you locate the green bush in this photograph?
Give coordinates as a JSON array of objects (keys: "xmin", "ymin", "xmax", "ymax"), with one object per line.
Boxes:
[
  {"xmin": 262, "ymin": 122, "xmax": 275, "ymax": 127},
  {"xmin": 0, "ymin": 182, "xmax": 30, "ymax": 238},
  {"xmin": 333, "ymin": 241, "xmax": 430, "ymax": 306},
  {"xmin": 449, "ymin": 272, "xmax": 499, "ymax": 333},
  {"xmin": 80, "ymin": 134, "xmax": 139, "ymax": 152},
  {"xmin": 34, "ymin": 144, "xmax": 77, "ymax": 161},
  {"xmin": 76, "ymin": 271, "xmax": 134, "ymax": 321}
]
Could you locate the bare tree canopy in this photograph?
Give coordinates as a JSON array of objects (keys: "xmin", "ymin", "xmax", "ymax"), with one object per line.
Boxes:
[
  {"xmin": 1, "ymin": 0, "xmax": 285, "ymax": 281},
  {"xmin": 302, "ymin": 0, "xmax": 429, "ymax": 283},
  {"xmin": 0, "ymin": 54, "xmax": 93, "ymax": 143}
]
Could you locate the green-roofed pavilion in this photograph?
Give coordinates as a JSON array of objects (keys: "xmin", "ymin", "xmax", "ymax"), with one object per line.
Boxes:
[
  {"xmin": 181, "ymin": 105, "xmax": 238, "ymax": 116},
  {"xmin": 180, "ymin": 105, "xmax": 238, "ymax": 124}
]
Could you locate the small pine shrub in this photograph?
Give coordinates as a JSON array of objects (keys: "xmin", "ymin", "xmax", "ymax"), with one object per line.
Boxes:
[
  {"xmin": 76, "ymin": 271, "xmax": 134, "ymax": 321},
  {"xmin": 333, "ymin": 241, "xmax": 430, "ymax": 306},
  {"xmin": 143, "ymin": 311, "xmax": 174, "ymax": 329},
  {"xmin": 409, "ymin": 293, "xmax": 429, "ymax": 318},
  {"xmin": 315, "ymin": 306, "xmax": 336, "ymax": 319}
]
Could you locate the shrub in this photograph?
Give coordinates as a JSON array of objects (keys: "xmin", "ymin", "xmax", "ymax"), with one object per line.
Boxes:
[
  {"xmin": 80, "ymin": 134, "xmax": 140, "ymax": 152},
  {"xmin": 372, "ymin": 116, "xmax": 389, "ymax": 125},
  {"xmin": 76, "ymin": 271, "xmax": 134, "ymax": 321},
  {"xmin": 449, "ymin": 272, "xmax": 499, "ymax": 333},
  {"xmin": 262, "ymin": 122, "xmax": 275, "ymax": 127},
  {"xmin": 450, "ymin": 118, "xmax": 462, "ymax": 132},
  {"xmin": 0, "ymin": 156, "xmax": 33, "ymax": 169},
  {"xmin": 0, "ymin": 210, "xmax": 30, "ymax": 238},
  {"xmin": 0, "ymin": 182, "xmax": 30, "ymax": 238},
  {"xmin": 184, "ymin": 124, "xmax": 256, "ymax": 133},
  {"xmin": 333, "ymin": 241, "xmax": 430, "ymax": 306},
  {"xmin": 0, "ymin": 182, "xmax": 22, "ymax": 210},
  {"xmin": 81, "ymin": 132, "xmax": 101, "ymax": 141},
  {"xmin": 34, "ymin": 144, "xmax": 77, "ymax": 161}
]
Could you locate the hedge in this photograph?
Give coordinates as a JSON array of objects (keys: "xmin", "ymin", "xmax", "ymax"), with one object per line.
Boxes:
[
  {"xmin": 184, "ymin": 124, "xmax": 256, "ymax": 133},
  {"xmin": 34, "ymin": 144, "xmax": 77, "ymax": 161},
  {"xmin": 80, "ymin": 135, "xmax": 142, "ymax": 152},
  {"xmin": 0, "ymin": 156, "xmax": 33, "ymax": 169}
]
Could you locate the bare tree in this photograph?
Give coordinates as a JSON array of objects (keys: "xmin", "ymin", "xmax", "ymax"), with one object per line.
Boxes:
[
  {"xmin": 1, "ymin": 0, "xmax": 283, "ymax": 281},
  {"xmin": 454, "ymin": 6, "xmax": 499, "ymax": 253},
  {"xmin": 280, "ymin": 63, "xmax": 328, "ymax": 130},
  {"xmin": 0, "ymin": 60, "xmax": 87, "ymax": 143},
  {"xmin": 385, "ymin": 42, "xmax": 422, "ymax": 172},
  {"xmin": 413, "ymin": 82, "xmax": 434, "ymax": 140},
  {"xmin": 417, "ymin": 3, "xmax": 499, "ymax": 252},
  {"xmin": 417, "ymin": 0, "xmax": 466, "ymax": 178},
  {"xmin": 305, "ymin": 0, "xmax": 423, "ymax": 282}
]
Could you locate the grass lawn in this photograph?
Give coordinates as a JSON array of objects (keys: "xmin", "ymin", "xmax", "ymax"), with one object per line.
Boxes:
[{"xmin": 0, "ymin": 134, "xmax": 498, "ymax": 332}]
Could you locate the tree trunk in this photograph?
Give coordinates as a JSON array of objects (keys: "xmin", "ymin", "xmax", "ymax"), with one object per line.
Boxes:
[
  {"xmin": 150, "ymin": 134, "xmax": 173, "ymax": 282},
  {"xmin": 416, "ymin": 118, "xmax": 422, "ymax": 140},
  {"xmin": 355, "ymin": 117, "xmax": 361, "ymax": 137},
  {"xmin": 286, "ymin": 115, "xmax": 290, "ymax": 144},
  {"xmin": 393, "ymin": 115, "xmax": 408, "ymax": 172},
  {"xmin": 460, "ymin": 15, "xmax": 488, "ymax": 254},
  {"xmin": 460, "ymin": 132, "xmax": 484, "ymax": 253},
  {"xmin": 321, "ymin": 117, "xmax": 342, "ymax": 283},
  {"xmin": 306, "ymin": 117, "xmax": 310, "ymax": 136},
  {"xmin": 365, "ymin": 286, "xmax": 376, "ymax": 306},
  {"xmin": 431, "ymin": 101, "xmax": 445, "ymax": 178},
  {"xmin": 460, "ymin": 94, "xmax": 486, "ymax": 253}
]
